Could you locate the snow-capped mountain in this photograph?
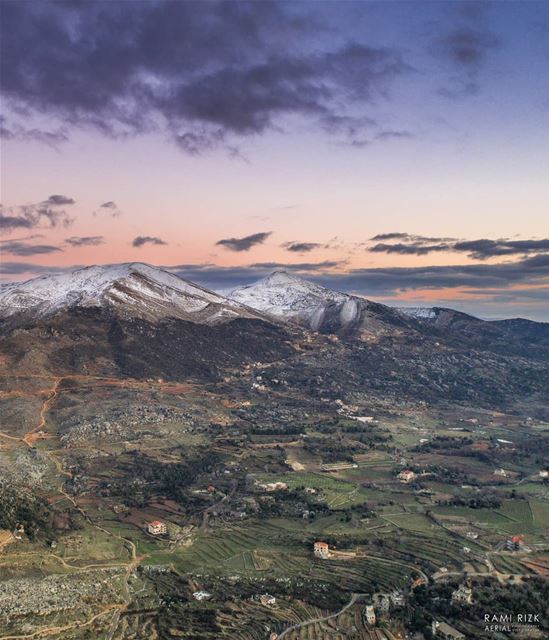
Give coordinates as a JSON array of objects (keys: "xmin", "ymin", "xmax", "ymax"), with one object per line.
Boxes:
[
  {"xmin": 397, "ymin": 307, "xmax": 438, "ymax": 320},
  {"xmin": 0, "ymin": 263, "xmax": 259, "ymax": 325},
  {"xmin": 228, "ymin": 271, "xmax": 349, "ymax": 328},
  {"xmin": 228, "ymin": 271, "xmax": 410, "ymax": 335}
]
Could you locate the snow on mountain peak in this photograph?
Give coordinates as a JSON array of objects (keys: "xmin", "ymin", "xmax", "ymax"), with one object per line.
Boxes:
[
  {"xmin": 228, "ymin": 270, "xmax": 349, "ymax": 325},
  {"xmin": 0, "ymin": 262, "xmax": 251, "ymax": 324}
]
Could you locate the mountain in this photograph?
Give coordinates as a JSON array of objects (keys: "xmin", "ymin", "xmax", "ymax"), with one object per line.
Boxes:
[
  {"xmin": 0, "ymin": 264, "xmax": 295, "ymax": 380},
  {"xmin": 398, "ymin": 305, "xmax": 549, "ymax": 359},
  {"xmin": 228, "ymin": 271, "xmax": 412, "ymax": 337},
  {"xmin": 0, "ymin": 263, "xmax": 262, "ymax": 326}
]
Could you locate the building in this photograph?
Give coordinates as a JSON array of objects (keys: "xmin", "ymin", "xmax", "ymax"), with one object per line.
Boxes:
[
  {"xmin": 147, "ymin": 520, "xmax": 167, "ymax": 535},
  {"xmin": 506, "ymin": 535, "xmax": 524, "ymax": 551},
  {"xmin": 494, "ymin": 468, "xmax": 507, "ymax": 477},
  {"xmin": 372, "ymin": 593, "xmax": 391, "ymax": 613},
  {"xmin": 452, "ymin": 585, "xmax": 473, "ymax": 604},
  {"xmin": 432, "ymin": 620, "xmax": 465, "ymax": 640},
  {"xmin": 397, "ymin": 470, "xmax": 416, "ymax": 483},
  {"xmin": 539, "ymin": 470, "xmax": 549, "ymax": 478},
  {"xmin": 260, "ymin": 594, "xmax": 276, "ymax": 606},
  {"xmin": 313, "ymin": 541, "xmax": 330, "ymax": 559},
  {"xmin": 192, "ymin": 591, "xmax": 212, "ymax": 601},
  {"xmin": 259, "ymin": 482, "xmax": 288, "ymax": 492},
  {"xmin": 365, "ymin": 605, "xmax": 376, "ymax": 625},
  {"xmin": 389, "ymin": 590, "xmax": 405, "ymax": 607}
]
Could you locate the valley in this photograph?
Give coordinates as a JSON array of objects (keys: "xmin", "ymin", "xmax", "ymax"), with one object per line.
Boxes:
[{"xmin": 0, "ymin": 265, "xmax": 548, "ymax": 639}]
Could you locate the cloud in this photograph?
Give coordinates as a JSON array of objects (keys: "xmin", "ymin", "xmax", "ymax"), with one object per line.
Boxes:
[
  {"xmin": 453, "ymin": 238, "xmax": 549, "ymax": 260},
  {"xmin": 0, "ymin": 240, "xmax": 62, "ymax": 256},
  {"xmin": 367, "ymin": 233, "xmax": 549, "ymax": 259},
  {"xmin": 435, "ymin": 7, "xmax": 499, "ymax": 98},
  {"xmin": 94, "ymin": 201, "xmax": 121, "ymax": 217},
  {"xmin": 132, "ymin": 235, "xmax": 167, "ymax": 247},
  {"xmin": 65, "ymin": 236, "xmax": 104, "ymax": 247},
  {"xmin": 371, "ymin": 232, "xmax": 411, "ymax": 241},
  {"xmin": 0, "ymin": 1, "xmax": 412, "ymax": 153},
  {"xmin": 43, "ymin": 194, "xmax": 75, "ymax": 206},
  {"xmin": 0, "ymin": 116, "xmax": 68, "ymax": 146},
  {"xmin": 369, "ymin": 242, "xmax": 451, "ymax": 255},
  {"xmin": 282, "ymin": 241, "xmax": 322, "ymax": 253},
  {"xmin": 0, "ymin": 201, "xmax": 74, "ymax": 232},
  {"xmin": 0, "ymin": 262, "xmax": 80, "ymax": 276},
  {"xmin": 216, "ymin": 231, "xmax": 271, "ymax": 252}
]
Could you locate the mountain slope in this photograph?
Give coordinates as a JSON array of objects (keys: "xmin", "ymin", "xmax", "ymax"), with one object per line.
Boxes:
[
  {"xmin": 398, "ymin": 306, "xmax": 549, "ymax": 360},
  {"xmin": 0, "ymin": 263, "xmax": 262, "ymax": 326},
  {"xmin": 228, "ymin": 271, "xmax": 412, "ymax": 337},
  {"xmin": 0, "ymin": 264, "xmax": 297, "ymax": 381}
]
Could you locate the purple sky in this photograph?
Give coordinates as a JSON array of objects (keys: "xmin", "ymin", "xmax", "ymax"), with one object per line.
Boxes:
[{"xmin": 1, "ymin": 1, "xmax": 549, "ymax": 320}]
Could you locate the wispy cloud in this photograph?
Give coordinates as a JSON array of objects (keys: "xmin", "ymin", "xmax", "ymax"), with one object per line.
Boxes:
[
  {"xmin": 0, "ymin": 239, "xmax": 62, "ymax": 256},
  {"xmin": 216, "ymin": 231, "xmax": 271, "ymax": 252},
  {"xmin": 65, "ymin": 236, "xmax": 104, "ymax": 247},
  {"xmin": 132, "ymin": 236, "xmax": 167, "ymax": 247},
  {"xmin": 282, "ymin": 241, "xmax": 322, "ymax": 253},
  {"xmin": 0, "ymin": 197, "xmax": 75, "ymax": 232}
]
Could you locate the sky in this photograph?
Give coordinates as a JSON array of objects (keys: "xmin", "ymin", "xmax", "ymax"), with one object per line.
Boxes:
[{"xmin": 1, "ymin": 0, "xmax": 548, "ymax": 320}]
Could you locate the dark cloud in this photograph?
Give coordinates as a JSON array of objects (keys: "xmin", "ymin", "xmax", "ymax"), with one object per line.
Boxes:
[
  {"xmin": 65, "ymin": 236, "xmax": 104, "ymax": 247},
  {"xmin": 216, "ymin": 231, "xmax": 271, "ymax": 252},
  {"xmin": 368, "ymin": 234, "xmax": 549, "ymax": 259},
  {"xmin": 132, "ymin": 236, "xmax": 167, "ymax": 247},
  {"xmin": 168, "ymin": 254, "xmax": 549, "ymax": 298},
  {"xmin": 0, "ymin": 262, "xmax": 80, "ymax": 276},
  {"xmin": 250, "ymin": 261, "xmax": 340, "ymax": 270},
  {"xmin": 43, "ymin": 194, "xmax": 75, "ymax": 206},
  {"xmin": 369, "ymin": 242, "xmax": 451, "ymax": 255},
  {"xmin": 0, "ymin": 1, "xmax": 411, "ymax": 153},
  {"xmin": 0, "ymin": 240, "xmax": 62, "ymax": 256},
  {"xmin": 0, "ymin": 116, "xmax": 68, "ymax": 145},
  {"xmin": 371, "ymin": 232, "xmax": 411, "ymax": 241},
  {"xmin": 282, "ymin": 241, "xmax": 322, "ymax": 253},
  {"xmin": 435, "ymin": 8, "xmax": 499, "ymax": 98},
  {"xmin": 0, "ymin": 214, "xmax": 34, "ymax": 231},
  {"xmin": 0, "ymin": 201, "xmax": 74, "ymax": 232},
  {"xmin": 453, "ymin": 238, "xmax": 549, "ymax": 260}
]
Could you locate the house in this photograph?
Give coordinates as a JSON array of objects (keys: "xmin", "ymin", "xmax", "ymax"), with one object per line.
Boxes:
[
  {"xmin": 365, "ymin": 605, "xmax": 376, "ymax": 624},
  {"xmin": 259, "ymin": 482, "xmax": 288, "ymax": 492},
  {"xmin": 313, "ymin": 541, "xmax": 330, "ymax": 559},
  {"xmin": 539, "ymin": 470, "xmax": 549, "ymax": 478},
  {"xmin": 494, "ymin": 468, "xmax": 507, "ymax": 477},
  {"xmin": 192, "ymin": 591, "xmax": 212, "ymax": 601},
  {"xmin": 397, "ymin": 470, "xmax": 416, "ymax": 483},
  {"xmin": 506, "ymin": 535, "xmax": 524, "ymax": 551},
  {"xmin": 372, "ymin": 593, "xmax": 391, "ymax": 613},
  {"xmin": 260, "ymin": 594, "xmax": 276, "ymax": 606},
  {"xmin": 147, "ymin": 520, "xmax": 167, "ymax": 535},
  {"xmin": 465, "ymin": 531, "xmax": 478, "ymax": 540},
  {"xmin": 411, "ymin": 576, "xmax": 426, "ymax": 589},
  {"xmin": 432, "ymin": 620, "xmax": 465, "ymax": 640},
  {"xmin": 389, "ymin": 590, "xmax": 405, "ymax": 607},
  {"xmin": 452, "ymin": 585, "xmax": 473, "ymax": 604}
]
